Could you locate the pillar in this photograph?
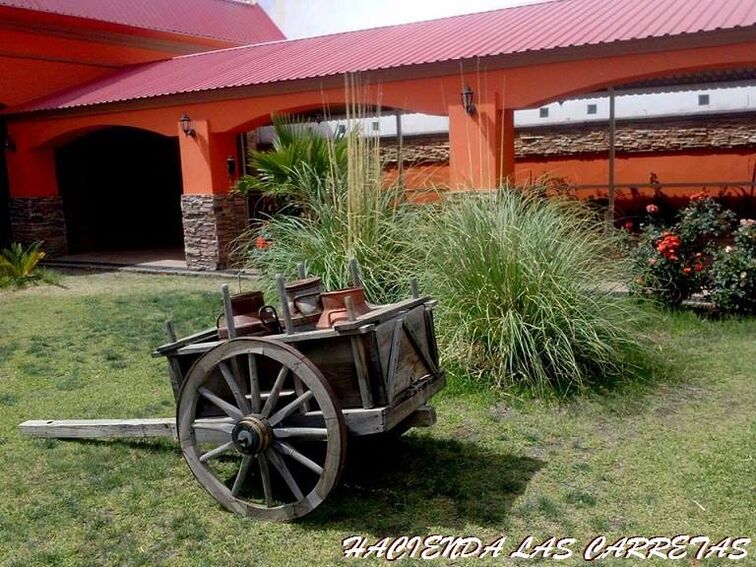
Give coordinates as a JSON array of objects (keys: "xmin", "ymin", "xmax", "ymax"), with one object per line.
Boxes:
[
  {"xmin": 178, "ymin": 119, "xmax": 247, "ymax": 271},
  {"xmin": 448, "ymin": 92, "xmax": 514, "ymax": 190},
  {"xmin": 5, "ymin": 130, "xmax": 67, "ymax": 256}
]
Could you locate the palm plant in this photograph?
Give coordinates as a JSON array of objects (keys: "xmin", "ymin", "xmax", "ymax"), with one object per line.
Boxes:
[
  {"xmin": 0, "ymin": 241, "xmax": 46, "ymax": 287},
  {"xmin": 235, "ymin": 114, "xmax": 348, "ymax": 208}
]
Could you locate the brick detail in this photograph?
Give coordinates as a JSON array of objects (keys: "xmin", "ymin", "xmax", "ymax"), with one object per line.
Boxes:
[
  {"xmin": 380, "ymin": 114, "xmax": 756, "ymax": 164},
  {"xmin": 9, "ymin": 197, "xmax": 67, "ymax": 256},
  {"xmin": 516, "ymin": 114, "xmax": 756, "ymax": 157},
  {"xmin": 181, "ymin": 193, "xmax": 248, "ymax": 271}
]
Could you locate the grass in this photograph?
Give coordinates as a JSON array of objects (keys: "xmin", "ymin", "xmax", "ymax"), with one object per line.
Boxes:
[
  {"xmin": 417, "ymin": 191, "xmax": 650, "ymax": 395},
  {"xmin": 0, "ymin": 271, "xmax": 754, "ymax": 566}
]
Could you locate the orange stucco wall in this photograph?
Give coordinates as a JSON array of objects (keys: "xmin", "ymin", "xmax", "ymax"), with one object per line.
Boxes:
[
  {"xmin": 393, "ymin": 149, "xmax": 756, "ymax": 199},
  {"xmin": 0, "ymin": 6, "xmax": 233, "ymax": 107}
]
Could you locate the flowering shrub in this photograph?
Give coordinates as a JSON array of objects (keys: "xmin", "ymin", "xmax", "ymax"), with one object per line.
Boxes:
[
  {"xmin": 709, "ymin": 219, "xmax": 756, "ymax": 315},
  {"xmin": 627, "ymin": 195, "xmax": 738, "ymax": 308}
]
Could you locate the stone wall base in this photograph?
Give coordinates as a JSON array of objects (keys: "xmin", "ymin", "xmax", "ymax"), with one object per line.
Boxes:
[
  {"xmin": 181, "ymin": 193, "xmax": 248, "ymax": 271},
  {"xmin": 9, "ymin": 197, "xmax": 67, "ymax": 256}
]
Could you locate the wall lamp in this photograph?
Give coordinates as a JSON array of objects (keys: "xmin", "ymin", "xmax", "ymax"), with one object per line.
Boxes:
[
  {"xmin": 3, "ymin": 135, "xmax": 16, "ymax": 151},
  {"xmin": 226, "ymin": 155, "xmax": 236, "ymax": 177},
  {"xmin": 179, "ymin": 112, "xmax": 196, "ymax": 137},
  {"xmin": 461, "ymin": 85, "xmax": 476, "ymax": 116}
]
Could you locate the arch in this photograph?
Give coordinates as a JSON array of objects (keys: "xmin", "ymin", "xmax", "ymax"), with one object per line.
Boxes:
[{"xmin": 55, "ymin": 125, "xmax": 184, "ymax": 254}]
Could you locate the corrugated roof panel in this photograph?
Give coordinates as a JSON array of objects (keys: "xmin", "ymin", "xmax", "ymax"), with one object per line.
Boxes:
[
  {"xmin": 0, "ymin": 0, "xmax": 284, "ymax": 44},
  {"xmin": 11, "ymin": 0, "xmax": 756, "ymax": 113}
]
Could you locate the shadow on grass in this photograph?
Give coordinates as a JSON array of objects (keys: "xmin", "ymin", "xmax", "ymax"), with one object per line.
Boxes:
[{"xmin": 303, "ymin": 434, "xmax": 544, "ymax": 535}]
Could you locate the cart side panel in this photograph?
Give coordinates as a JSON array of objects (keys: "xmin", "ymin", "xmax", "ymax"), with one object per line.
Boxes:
[
  {"xmin": 291, "ymin": 336, "xmax": 365, "ymax": 409},
  {"xmin": 375, "ymin": 305, "xmax": 436, "ymax": 404}
]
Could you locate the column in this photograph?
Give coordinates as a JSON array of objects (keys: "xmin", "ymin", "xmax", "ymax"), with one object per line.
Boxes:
[
  {"xmin": 178, "ymin": 119, "xmax": 247, "ymax": 271},
  {"xmin": 448, "ymin": 92, "xmax": 515, "ymax": 190},
  {"xmin": 5, "ymin": 130, "xmax": 68, "ymax": 256}
]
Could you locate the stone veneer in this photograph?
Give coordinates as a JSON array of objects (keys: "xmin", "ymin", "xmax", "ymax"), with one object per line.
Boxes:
[
  {"xmin": 181, "ymin": 193, "xmax": 248, "ymax": 271},
  {"xmin": 380, "ymin": 113, "xmax": 756, "ymax": 164},
  {"xmin": 9, "ymin": 196, "xmax": 67, "ymax": 256}
]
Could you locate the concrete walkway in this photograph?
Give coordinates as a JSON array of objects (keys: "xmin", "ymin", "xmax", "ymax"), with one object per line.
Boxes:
[{"xmin": 44, "ymin": 248, "xmax": 257, "ymax": 279}]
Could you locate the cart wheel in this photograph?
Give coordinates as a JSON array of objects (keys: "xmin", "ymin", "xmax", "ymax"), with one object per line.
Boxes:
[{"xmin": 177, "ymin": 337, "xmax": 346, "ymax": 521}]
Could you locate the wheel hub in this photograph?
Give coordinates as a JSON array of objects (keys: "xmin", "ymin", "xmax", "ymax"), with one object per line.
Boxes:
[{"xmin": 231, "ymin": 416, "xmax": 271, "ymax": 455}]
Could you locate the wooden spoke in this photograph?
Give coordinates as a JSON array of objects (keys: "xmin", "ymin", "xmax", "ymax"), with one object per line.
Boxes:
[
  {"xmin": 261, "ymin": 366, "xmax": 289, "ymax": 418},
  {"xmin": 177, "ymin": 337, "xmax": 345, "ymax": 521},
  {"xmin": 248, "ymin": 354, "xmax": 261, "ymax": 413},
  {"xmin": 273, "ymin": 441, "xmax": 324, "ymax": 475},
  {"xmin": 293, "ymin": 377, "xmax": 310, "ymax": 414},
  {"xmin": 199, "ymin": 387, "xmax": 244, "ymax": 420},
  {"xmin": 273, "ymin": 427, "xmax": 328, "ymax": 440},
  {"xmin": 192, "ymin": 419, "xmax": 234, "ymax": 433},
  {"xmin": 267, "ymin": 449, "xmax": 304, "ymax": 501},
  {"xmin": 199, "ymin": 441, "xmax": 235, "ymax": 463},
  {"xmin": 258, "ymin": 453, "xmax": 274, "ymax": 508},
  {"xmin": 231, "ymin": 455, "xmax": 254, "ymax": 497},
  {"xmin": 219, "ymin": 361, "xmax": 250, "ymax": 414},
  {"xmin": 268, "ymin": 391, "xmax": 313, "ymax": 426}
]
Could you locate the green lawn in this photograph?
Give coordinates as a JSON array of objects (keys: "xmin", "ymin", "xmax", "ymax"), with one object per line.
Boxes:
[{"xmin": 0, "ymin": 271, "xmax": 754, "ymax": 566}]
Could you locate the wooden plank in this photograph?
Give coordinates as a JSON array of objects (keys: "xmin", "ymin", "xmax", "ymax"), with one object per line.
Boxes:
[
  {"xmin": 19, "ymin": 418, "xmax": 176, "ymax": 439},
  {"xmin": 153, "ymin": 327, "xmax": 218, "ymax": 356},
  {"xmin": 19, "ymin": 418, "xmax": 230, "ymax": 444},
  {"xmin": 385, "ymin": 318, "xmax": 403, "ymax": 404},
  {"xmin": 350, "ymin": 335, "xmax": 374, "ymax": 409},
  {"xmin": 332, "ymin": 296, "xmax": 431, "ymax": 331}
]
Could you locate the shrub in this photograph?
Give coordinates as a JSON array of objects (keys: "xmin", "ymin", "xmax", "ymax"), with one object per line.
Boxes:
[
  {"xmin": 416, "ymin": 190, "xmax": 650, "ymax": 395},
  {"xmin": 709, "ymin": 219, "xmax": 756, "ymax": 315},
  {"xmin": 236, "ymin": 109, "xmax": 419, "ymax": 304},
  {"xmin": 628, "ymin": 194, "xmax": 735, "ymax": 307},
  {"xmin": 0, "ymin": 241, "xmax": 56, "ymax": 288},
  {"xmin": 234, "ymin": 114, "xmax": 348, "ymax": 207}
]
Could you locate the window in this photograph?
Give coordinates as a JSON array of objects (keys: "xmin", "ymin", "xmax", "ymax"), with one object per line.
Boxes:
[
  {"xmin": 587, "ymin": 103, "xmax": 597, "ymax": 115},
  {"xmin": 539, "ymin": 107, "xmax": 549, "ymax": 118},
  {"xmin": 336, "ymin": 124, "xmax": 347, "ymax": 135},
  {"xmin": 698, "ymin": 94, "xmax": 710, "ymax": 106},
  {"xmin": 371, "ymin": 121, "xmax": 380, "ymax": 132}
]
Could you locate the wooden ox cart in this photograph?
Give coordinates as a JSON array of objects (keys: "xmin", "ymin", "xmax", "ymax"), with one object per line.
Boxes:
[{"xmin": 20, "ymin": 262, "xmax": 445, "ymax": 521}]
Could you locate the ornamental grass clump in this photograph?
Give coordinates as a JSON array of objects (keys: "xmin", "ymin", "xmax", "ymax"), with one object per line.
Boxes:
[
  {"xmin": 237, "ymin": 91, "xmax": 419, "ymax": 304},
  {"xmin": 416, "ymin": 190, "xmax": 650, "ymax": 395}
]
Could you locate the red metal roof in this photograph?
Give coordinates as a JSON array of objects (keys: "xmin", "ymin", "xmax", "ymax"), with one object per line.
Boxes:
[
  {"xmin": 11, "ymin": 0, "xmax": 756, "ymax": 113},
  {"xmin": 0, "ymin": 0, "xmax": 284, "ymax": 45}
]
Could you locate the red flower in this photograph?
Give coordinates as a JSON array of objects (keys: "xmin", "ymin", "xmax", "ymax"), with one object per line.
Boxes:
[
  {"xmin": 656, "ymin": 233, "xmax": 681, "ymax": 260},
  {"xmin": 646, "ymin": 204, "xmax": 659, "ymax": 214},
  {"xmin": 255, "ymin": 236, "xmax": 270, "ymax": 250},
  {"xmin": 682, "ymin": 266, "xmax": 692, "ymax": 275},
  {"xmin": 694, "ymin": 262, "xmax": 704, "ymax": 272},
  {"xmin": 624, "ymin": 220, "xmax": 634, "ymax": 231}
]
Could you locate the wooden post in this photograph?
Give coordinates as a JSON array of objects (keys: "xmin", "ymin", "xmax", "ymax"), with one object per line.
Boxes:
[
  {"xmin": 344, "ymin": 295, "xmax": 357, "ymax": 322},
  {"xmin": 221, "ymin": 284, "xmax": 237, "ymax": 339},
  {"xmin": 410, "ymin": 278, "xmax": 420, "ymax": 299},
  {"xmin": 297, "ymin": 262, "xmax": 306, "ymax": 279},
  {"xmin": 349, "ymin": 258, "xmax": 362, "ymax": 289},
  {"xmin": 165, "ymin": 321, "xmax": 177, "ymax": 342},
  {"xmin": 275, "ymin": 274, "xmax": 293, "ymax": 334}
]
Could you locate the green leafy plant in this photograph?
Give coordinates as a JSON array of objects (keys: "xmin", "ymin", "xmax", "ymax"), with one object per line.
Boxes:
[
  {"xmin": 709, "ymin": 219, "xmax": 756, "ymax": 315},
  {"xmin": 628, "ymin": 194, "xmax": 735, "ymax": 307},
  {"xmin": 415, "ymin": 189, "xmax": 650, "ymax": 395},
  {"xmin": 236, "ymin": 105, "xmax": 418, "ymax": 304},
  {"xmin": 234, "ymin": 114, "xmax": 348, "ymax": 208},
  {"xmin": 0, "ymin": 241, "xmax": 51, "ymax": 288}
]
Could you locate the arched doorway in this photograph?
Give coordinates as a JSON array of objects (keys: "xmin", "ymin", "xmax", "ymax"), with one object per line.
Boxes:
[{"xmin": 55, "ymin": 127, "xmax": 184, "ymax": 254}]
